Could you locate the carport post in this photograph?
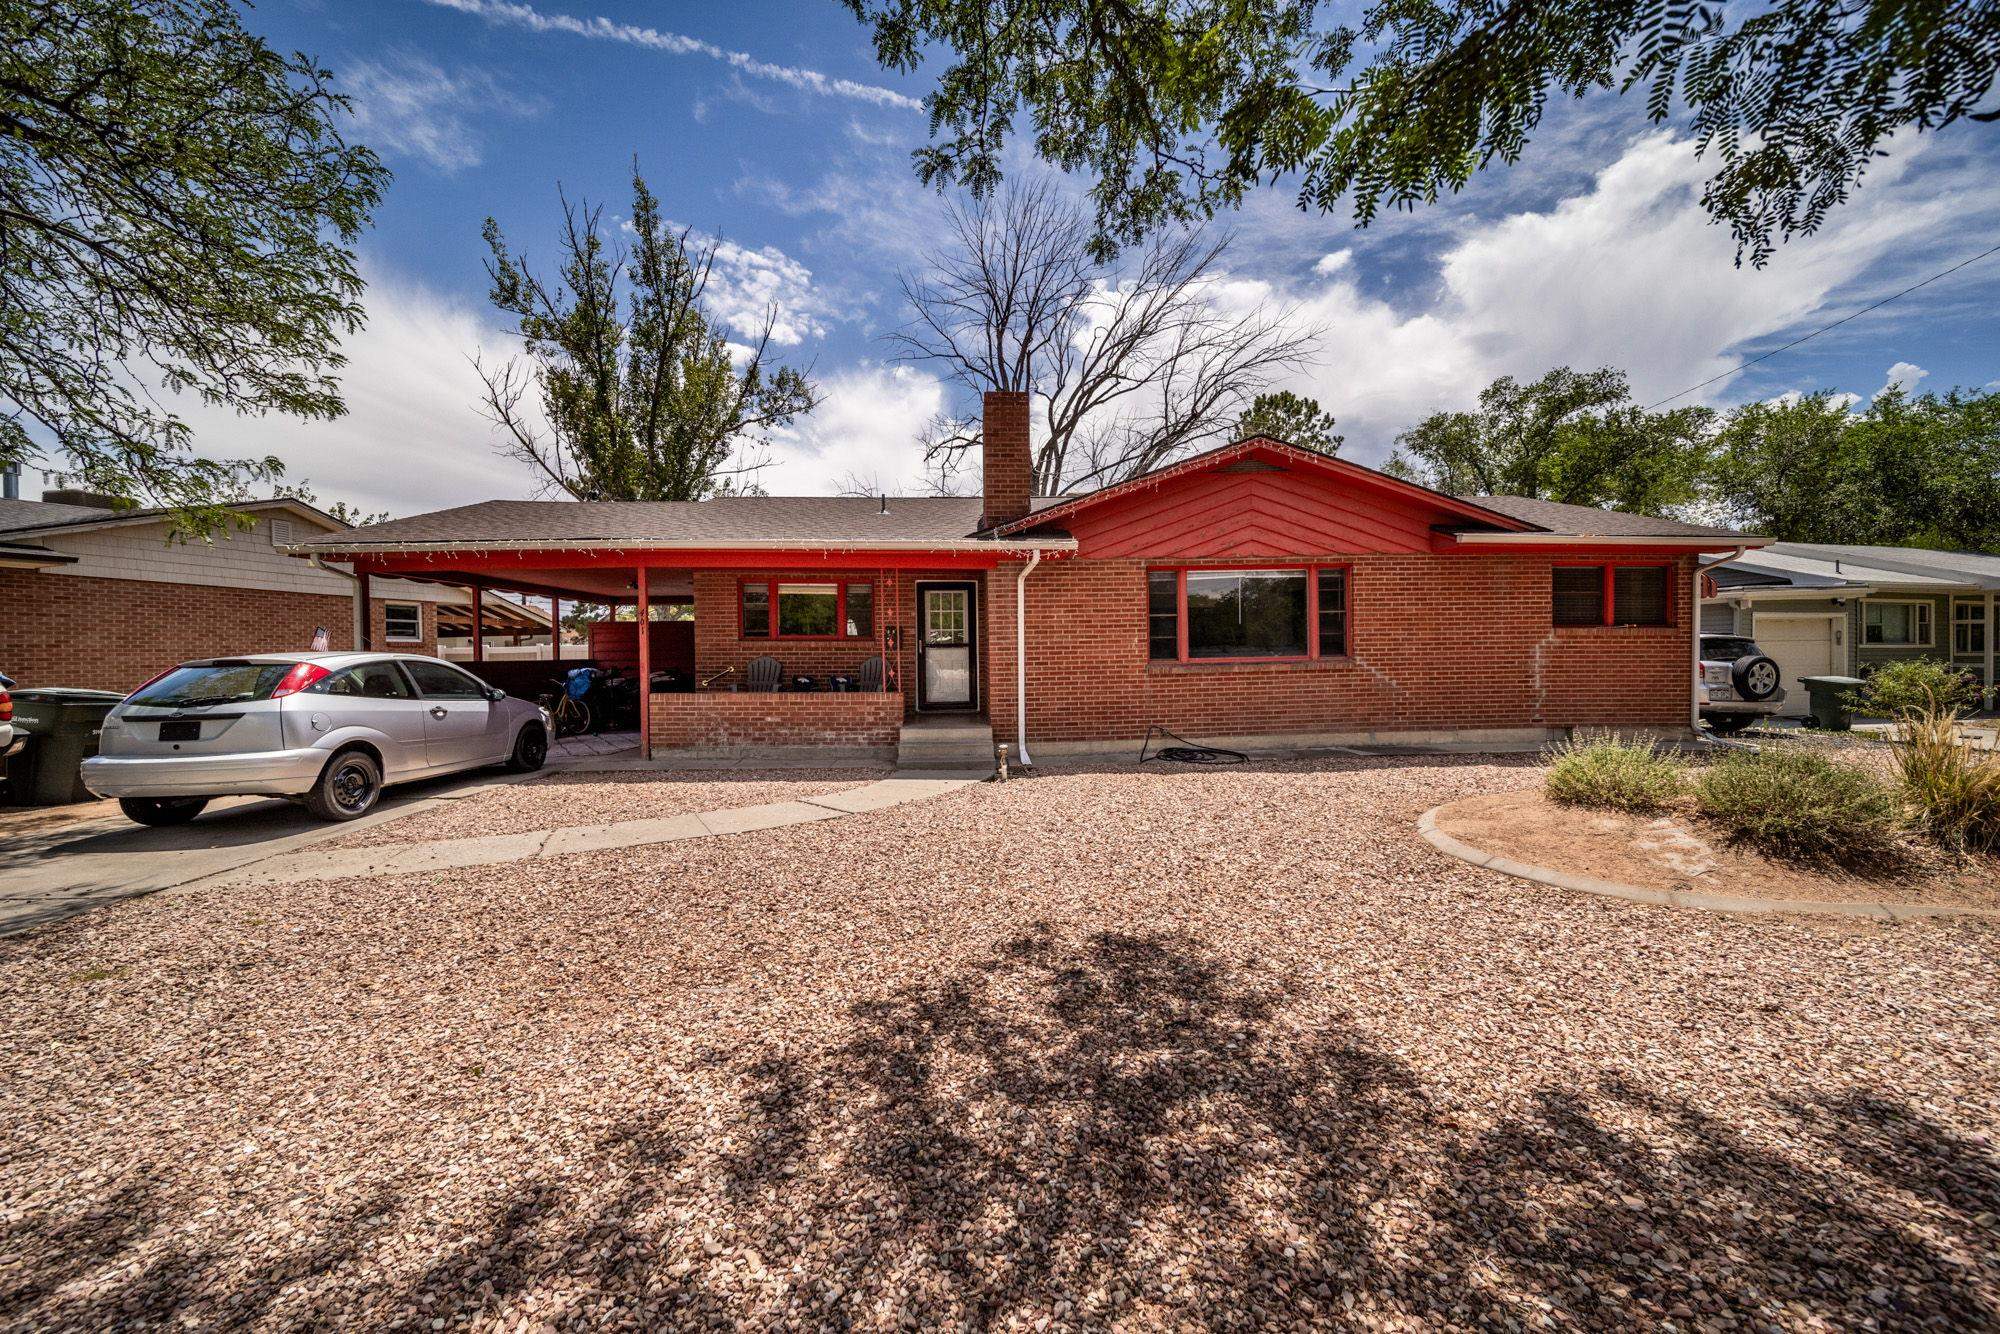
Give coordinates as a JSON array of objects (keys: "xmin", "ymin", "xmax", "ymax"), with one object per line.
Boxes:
[
  {"xmin": 551, "ymin": 597, "xmax": 561, "ymax": 661},
  {"xmin": 356, "ymin": 569, "xmax": 372, "ymax": 651},
  {"xmin": 469, "ymin": 582, "xmax": 485, "ymax": 663},
  {"xmin": 636, "ymin": 566, "xmax": 651, "ymax": 760}
]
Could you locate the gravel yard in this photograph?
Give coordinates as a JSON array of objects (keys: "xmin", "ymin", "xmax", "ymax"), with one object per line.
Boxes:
[
  {"xmin": 333, "ymin": 767, "xmax": 889, "ymax": 845},
  {"xmin": 3, "ymin": 754, "xmax": 1997, "ymax": 1329}
]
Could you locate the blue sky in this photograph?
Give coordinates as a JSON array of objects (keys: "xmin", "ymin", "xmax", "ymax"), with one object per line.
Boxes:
[{"xmin": 141, "ymin": 0, "xmax": 2000, "ymax": 515}]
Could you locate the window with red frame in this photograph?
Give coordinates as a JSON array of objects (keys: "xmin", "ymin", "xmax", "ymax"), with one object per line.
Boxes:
[
  {"xmin": 741, "ymin": 579, "xmax": 875, "ymax": 639},
  {"xmin": 1147, "ymin": 566, "xmax": 1349, "ymax": 662},
  {"xmin": 1552, "ymin": 564, "xmax": 1672, "ymax": 627}
]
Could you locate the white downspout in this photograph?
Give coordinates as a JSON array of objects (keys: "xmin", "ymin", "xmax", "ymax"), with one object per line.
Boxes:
[
  {"xmin": 1015, "ymin": 548, "xmax": 1041, "ymax": 768},
  {"xmin": 310, "ymin": 555, "xmax": 365, "ymax": 651},
  {"xmin": 1693, "ymin": 548, "xmax": 1746, "ymax": 732}
]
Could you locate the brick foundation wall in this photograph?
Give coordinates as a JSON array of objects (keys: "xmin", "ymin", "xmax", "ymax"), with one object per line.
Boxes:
[
  {"xmin": 988, "ymin": 553, "xmax": 1696, "ymax": 744},
  {"xmin": 0, "ymin": 569, "xmax": 358, "ymax": 693},
  {"xmin": 649, "ymin": 691, "xmax": 904, "ymax": 751}
]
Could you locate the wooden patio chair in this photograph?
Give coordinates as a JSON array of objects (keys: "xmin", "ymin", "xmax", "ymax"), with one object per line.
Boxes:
[
  {"xmin": 746, "ymin": 655, "xmax": 784, "ymax": 692},
  {"xmin": 854, "ymin": 655, "xmax": 886, "ymax": 692}
]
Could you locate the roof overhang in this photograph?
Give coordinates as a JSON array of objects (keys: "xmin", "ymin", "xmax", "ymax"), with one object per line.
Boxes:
[
  {"xmin": 288, "ymin": 536, "xmax": 1077, "ymax": 559},
  {"xmin": 0, "ymin": 542, "xmax": 77, "ymax": 569},
  {"xmin": 1435, "ymin": 532, "xmax": 1769, "ymax": 551}
]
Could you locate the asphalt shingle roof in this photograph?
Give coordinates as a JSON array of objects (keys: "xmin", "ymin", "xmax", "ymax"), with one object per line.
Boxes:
[
  {"xmin": 0, "ymin": 497, "xmax": 124, "ymax": 536},
  {"xmin": 1460, "ymin": 495, "xmax": 1755, "ymax": 540},
  {"xmin": 292, "ymin": 496, "xmax": 1071, "ymax": 551}
]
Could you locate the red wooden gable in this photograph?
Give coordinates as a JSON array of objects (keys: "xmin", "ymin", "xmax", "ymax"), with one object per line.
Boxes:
[{"xmin": 1038, "ymin": 440, "xmax": 1527, "ymax": 559}]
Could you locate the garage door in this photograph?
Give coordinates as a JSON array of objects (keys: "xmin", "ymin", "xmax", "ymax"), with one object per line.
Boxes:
[{"xmin": 1753, "ymin": 615, "xmax": 1841, "ymax": 717}]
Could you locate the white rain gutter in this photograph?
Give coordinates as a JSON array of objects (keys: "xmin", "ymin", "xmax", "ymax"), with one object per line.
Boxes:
[
  {"xmin": 1447, "ymin": 532, "xmax": 1763, "ymax": 549},
  {"xmin": 1015, "ymin": 547, "xmax": 1042, "ymax": 768},
  {"xmin": 1693, "ymin": 547, "xmax": 1746, "ymax": 732},
  {"xmin": 281, "ymin": 536, "xmax": 1079, "ymax": 557}
]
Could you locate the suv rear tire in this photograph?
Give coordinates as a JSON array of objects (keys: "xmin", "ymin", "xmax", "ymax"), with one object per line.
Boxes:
[
  {"xmin": 119, "ymin": 796, "xmax": 209, "ymax": 826},
  {"xmin": 306, "ymin": 750, "xmax": 382, "ymax": 821},
  {"xmin": 1731, "ymin": 654, "xmax": 1781, "ymax": 701}
]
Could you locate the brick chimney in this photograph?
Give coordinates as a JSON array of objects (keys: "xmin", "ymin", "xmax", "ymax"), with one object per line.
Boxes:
[{"xmin": 980, "ymin": 390, "xmax": 1032, "ymax": 530}]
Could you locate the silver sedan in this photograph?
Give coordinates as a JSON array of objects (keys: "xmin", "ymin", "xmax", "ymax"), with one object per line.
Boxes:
[{"xmin": 82, "ymin": 653, "xmax": 551, "ymax": 825}]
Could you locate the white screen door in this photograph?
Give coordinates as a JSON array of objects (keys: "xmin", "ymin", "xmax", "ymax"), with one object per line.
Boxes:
[{"xmin": 920, "ymin": 585, "xmax": 975, "ymax": 708}]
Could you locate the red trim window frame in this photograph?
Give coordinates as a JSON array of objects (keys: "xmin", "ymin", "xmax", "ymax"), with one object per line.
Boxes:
[
  {"xmin": 738, "ymin": 577, "xmax": 876, "ymax": 640},
  {"xmin": 1552, "ymin": 561, "xmax": 1677, "ymax": 628},
  {"xmin": 1147, "ymin": 563, "xmax": 1354, "ymax": 665}
]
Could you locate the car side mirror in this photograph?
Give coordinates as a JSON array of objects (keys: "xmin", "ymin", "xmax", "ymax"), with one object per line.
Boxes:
[{"xmin": 486, "ymin": 687, "xmax": 507, "ymax": 702}]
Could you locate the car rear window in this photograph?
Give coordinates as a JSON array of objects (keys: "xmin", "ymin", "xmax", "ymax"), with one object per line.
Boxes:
[
  {"xmin": 1702, "ymin": 637, "xmax": 1762, "ymax": 662},
  {"xmin": 127, "ymin": 662, "xmax": 295, "ymax": 708}
]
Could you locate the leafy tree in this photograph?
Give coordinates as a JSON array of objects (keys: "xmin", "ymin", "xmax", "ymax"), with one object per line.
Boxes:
[
  {"xmin": 1715, "ymin": 386, "xmax": 2000, "ymax": 549},
  {"xmin": 477, "ymin": 171, "xmax": 816, "ymax": 501},
  {"xmin": 0, "ymin": 0, "xmax": 388, "ymax": 533},
  {"xmin": 895, "ymin": 179, "xmax": 1312, "ymax": 493},
  {"xmin": 1236, "ymin": 390, "xmax": 1342, "ymax": 452},
  {"xmin": 265, "ymin": 480, "xmax": 388, "ymax": 528},
  {"xmin": 845, "ymin": 0, "xmax": 2000, "ymax": 263},
  {"xmin": 1383, "ymin": 366, "xmax": 1713, "ymax": 514}
]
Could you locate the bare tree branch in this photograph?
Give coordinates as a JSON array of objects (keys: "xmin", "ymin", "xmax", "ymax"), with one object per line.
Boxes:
[{"xmin": 894, "ymin": 179, "xmax": 1315, "ymax": 492}]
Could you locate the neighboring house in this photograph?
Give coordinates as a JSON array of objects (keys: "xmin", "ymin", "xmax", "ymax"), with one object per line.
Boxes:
[
  {"xmin": 293, "ymin": 393, "xmax": 1760, "ymax": 760},
  {"xmin": 1706, "ymin": 542, "xmax": 1999, "ymax": 714},
  {"xmin": 0, "ymin": 492, "xmax": 475, "ymax": 692}
]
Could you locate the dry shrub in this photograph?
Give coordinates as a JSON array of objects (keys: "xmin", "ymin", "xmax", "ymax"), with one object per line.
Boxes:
[
  {"xmin": 1693, "ymin": 749, "xmax": 1899, "ymax": 865},
  {"xmin": 1545, "ymin": 732, "xmax": 1684, "ymax": 813},
  {"xmin": 1894, "ymin": 710, "xmax": 2000, "ymax": 854}
]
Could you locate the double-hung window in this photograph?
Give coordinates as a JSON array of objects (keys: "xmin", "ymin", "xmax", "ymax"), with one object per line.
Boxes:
[
  {"xmin": 1863, "ymin": 600, "xmax": 1932, "ymax": 647},
  {"xmin": 1552, "ymin": 565, "xmax": 1672, "ymax": 627},
  {"xmin": 382, "ymin": 602, "xmax": 422, "ymax": 642},
  {"xmin": 1952, "ymin": 601, "xmax": 1986, "ymax": 656},
  {"xmin": 1147, "ymin": 566, "xmax": 1349, "ymax": 662},
  {"xmin": 740, "ymin": 579, "xmax": 874, "ymax": 639}
]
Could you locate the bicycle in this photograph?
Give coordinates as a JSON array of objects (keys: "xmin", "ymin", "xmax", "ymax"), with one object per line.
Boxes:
[{"xmin": 540, "ymin": 674, "xmax": 593, "ymax": 738}]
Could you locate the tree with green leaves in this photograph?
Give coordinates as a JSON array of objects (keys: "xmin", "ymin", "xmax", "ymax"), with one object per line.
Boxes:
[
  {"xmin": 1715, "ymin": 386, "xmax": 2000, "ymax": 549},
  {"xmin": 477, "ymin": 171, "xmax": 816, "ymax": 501},
  {"xmin": 1383, "ymin": 367, "xmax": 1714, "ymax": 515},
  {"xmin": 845, "ymin": 0, "xmax": 2000, "ymax": 263},
  {"xmin": 0, "ymin": 0, "xmax": 388, "ymax": 533},
  {"xmin": 1236, "ymin": 390, "xmax": 1342, "ymax": 452}
]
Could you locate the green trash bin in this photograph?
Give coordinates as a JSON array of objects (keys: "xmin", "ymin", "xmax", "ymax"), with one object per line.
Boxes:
[
  {"xmin": 1798, "ymin": 674, "xmax": 1866, "ymax": 732},
  {"xmin": 6, "ymin": 688, "xmax": 126, "ymax": 805}
]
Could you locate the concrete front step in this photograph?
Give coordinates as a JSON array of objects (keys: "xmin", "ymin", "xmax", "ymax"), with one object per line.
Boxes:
[{"xmin": 898, "ymin": 718, "xmax": 996, "ymax": 771}]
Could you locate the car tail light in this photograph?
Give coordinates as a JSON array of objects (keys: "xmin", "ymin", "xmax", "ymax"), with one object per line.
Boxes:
[
  {"xmin": 271, "ymin": 662, "xmax": 332, "ymax": 697},
  {"xmin": 0, "ymin": 690, "xmax": 10, "ymax": 724}
]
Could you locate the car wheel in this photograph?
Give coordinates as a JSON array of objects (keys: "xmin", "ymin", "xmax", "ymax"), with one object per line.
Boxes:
[
  {"xmin": 306, "ymin": 750, "xmax": 382, "ymax": 821},
  {"xmin": 1732, "ymin": 654, "xmax": 1781, "ymax": 701},
  {"xmin": 1704, "ymin": 713, "xmax": 1755, "ymax": 735},
  {"xmin": 119, "ymin": 796, "xmax": 210, "ymax": 826},
  {"xmin": 506, "ymin": 724, "xmax": 548, "ymax": 773}
]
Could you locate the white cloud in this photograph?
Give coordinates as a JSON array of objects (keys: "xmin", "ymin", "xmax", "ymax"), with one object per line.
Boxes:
[
  {"xmin": 168, "ymin": 271, "xmax": 543, "ymax": 518},
  {"xmin": 1312, "ymin": 251, "xmax": 1353, "ymax": 276},
  {"xmin": 759, "ymin": 365, "xmax": 946, "ymax": 494},
  {"xmin": 1210, "ymin": 130, "xmax": 1999, "ymax": 463},
  {"xmin": 1764, "ymin": 389, "xmax": 1861, "ymax": 410},
  {"xmin": 705, "ymin": 239, "xmax": 831, "ymax": 347},
  {"xmin": 1875, "ymin": 360, "xmax": 1930, "ymax": 398},
  {"xmin": 343, "ymin": 53, "xmax": 541, "ymax": 173},
  {"xmin": 421, "ymin": 0, "xmax": 921, "ymax": 110}
]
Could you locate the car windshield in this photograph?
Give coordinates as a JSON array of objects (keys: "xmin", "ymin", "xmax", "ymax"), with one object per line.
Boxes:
[
  {"xmin": 127, "ymin": 662, "xmax": 294, "ymax": 708},
  {"xmin": 1702, "ymin": 637, "xmax": 1761, "ymax": 662}
]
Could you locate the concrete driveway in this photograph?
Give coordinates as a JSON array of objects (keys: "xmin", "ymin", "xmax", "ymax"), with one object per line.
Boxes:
[{"xmin": 0, "ymin": 771, "xmax": 515, "ymax": 936}]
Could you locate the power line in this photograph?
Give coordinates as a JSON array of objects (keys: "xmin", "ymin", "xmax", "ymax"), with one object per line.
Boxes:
[{"xmin": 1643, "ymin": 240, "xmax": 2000, "ymax": 410}]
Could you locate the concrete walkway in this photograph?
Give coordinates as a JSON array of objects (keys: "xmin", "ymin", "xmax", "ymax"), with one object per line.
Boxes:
[{"xmin": 225, "ymin": 771, "xmax": 987, "ymax": 886}]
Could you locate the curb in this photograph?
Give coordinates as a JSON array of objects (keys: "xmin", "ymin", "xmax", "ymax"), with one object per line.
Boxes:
[{"xmin": 1415, "ymin": 804, "xmax": 2000, "ymax": 923}]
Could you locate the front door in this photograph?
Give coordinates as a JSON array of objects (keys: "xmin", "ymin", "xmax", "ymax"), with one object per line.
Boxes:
[{"xmin": 917, "ymin": 581, "xmax": 977, "ymax": 711}]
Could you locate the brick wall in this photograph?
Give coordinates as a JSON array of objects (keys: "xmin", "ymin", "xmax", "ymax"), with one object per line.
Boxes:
[
  {"xmin": 980, "ymin": 390, "xmax": 1033, "ymax": 529},
  {"xmin": 988, "ymin": 553, "xmax": 1696, "ymax": 745},
  {"xmin": 0, "ymin": 568, "xmax": 357, "ymax": 692},
  {"xmin": 649, "ymin": 691, "xmax": 904, "ymax": 752},
  {"xmin": 368, "ymin": 596, "xmax": 437, "ymax": 656},
  {"xmin": 691, "ymin": 569, "xmax": 987, "ymax": 714}
]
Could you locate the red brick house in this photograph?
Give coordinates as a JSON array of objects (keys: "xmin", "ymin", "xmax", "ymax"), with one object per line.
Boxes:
[{"xmin": 292, "ymin": 393, "xmax": 1763, "ymax": 762}]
